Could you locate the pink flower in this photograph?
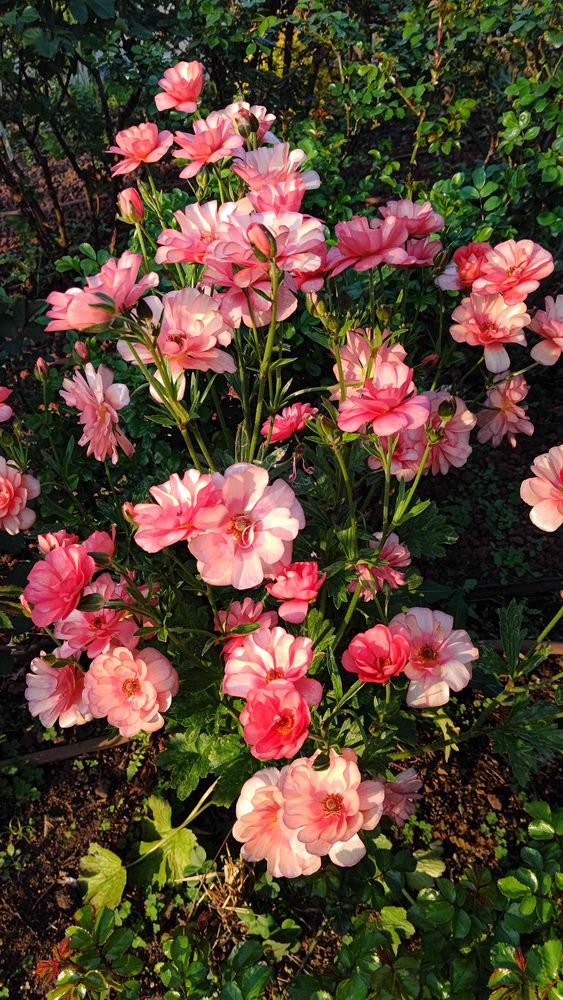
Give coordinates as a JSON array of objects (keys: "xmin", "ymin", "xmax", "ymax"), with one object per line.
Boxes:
[
  {"xmin": 367, "ymin": 430, "xmax": 425, "ymax": 482},
  {"xmin": 450, "ymin": 293, "xmax": 529, "ymax": 372},
  {"xmin": 261, "ymin": 402, "xmax": 318, "ymax": 443},
  {"xmin": 342, "ymin": 624, "xmax": 410, "ymax": 683},
  {"xmin": 400, "ymin": 391, "xmax": 476, "ymax": 476},
  {"xmin": 215, "ymin": 599, "xmax": 278, "ymax": 657},
  {"xmin": 232, "ymin": 143, "xmax": 320, "ymax": 193},
  {"xmin": 520, "ymin": 444, "xmax": 563, "ymax": 532},
  {"xmin": 128, "ymin": 469, "xmax": 222, "ymax": 553},
  {"xmin": 529, "ymin": 295, "xmax": 563, "ymax": 366},
  {"xmin": 45, "ymin": 251, "xmax": 158, "ymax": 332},
  {"xmin": 248, "ymin": 179, "xmax": 307, "ymax": 213},
  {"xmin": 256, "ymin": 211, "xmax": 327, "ymax": 291},
  {"xmin": 60, "ymin": 363, "xmax": 134, "ymax": 464},
  {"xmin": 327, "ymin": 216, "xmax": 410, "ymax": 276},
  {"xmin": 222, "ymin": 625, "xmax": 319, "ymax": 704},
  {"xmin": 395, "ymin": 236, "xmax": 442, "ymax": 267},
  {"xmin": 188, "ymin": 463, "xmax": 305, "ymax": 589},
  {"xmin": 155, "ymin": 288, "xmax": 235, "ymax": 385},
  {"xmin": 84, "ymin": 646, "xmax": 178, "ymax": 738},
  {"xmin": 54, "ymin": 573, "xmax": 139, "ymax": 658},
  {"xmin": 156, "ymin": 200, "xmax": 236, "ymax": 265},
  {"xmin": 477, "ymin": 373, "xmax": 534, "ymax": 448},
  {"xmin": 23, "ymin": 544, "xmax": 96, "ymax": 627},
  {"xmin": 45, "ymin": 287, "xmax": 116, "ymax": 332},
  {"xmin": 389, "ymin": 607, "xmax": 478, "ymax": 708},
  {"xmin": 379, "ymin": 199, "xmax": 444, "ymax": 236},
  {"xmin": 86, "ymin": 251, "xmax": 159, "ymax": 311},
  {"xmin": 109, "ymin": 122, "xmax": 173, "ymax": 175},
  {"xmin": 379, "ymin": 768, "xmax": 423, "ymax": 826},
  {"xmin": 240, "ymin": 681, "xmax": 312, "ymax": 760},
  {"xmin": 74, "ymin": 340, "xmax": 89, "ymax": 362},
  {"xmin": 0, "ymin": 387, "xmax": 13, "ymax": 422},
  {"xmin": 472, "ymin": 239, "xmax": 554, "ymax": 303},
  {"xmin": 118, "ymin": 188, "xmax": 144, "ymax": 224},
  {"xmin": 222, "ymin": 101, "xmax": 277, "ymax": 144},
  {"xmin": 436, "ymin": 241, "xmax": 491, "ymax": 291},
  {"xmin": 202, "ymin": 259, "xmax": 297, "ymax": 329},
  {"xmin": 83, "ymin": 528, "xmax": 116, "ymax": 558},
  {"xmin": 337, "ymin": 356, "xmax": 430, "ymax": 436},
  {"xmin": 25, "ymin": 654, "xmax": 91, "ymax": 728},
  {"xmin": 0, "ymin": 457, "xmax": 40, "ymax": 535},
  {"xmin": 155, "ymin": 60, "xmax": 204, "ymax": 113},
  {"xmin": 351, "ymin": 531, "xmax": 411, "ymax": 599},
  {"xmin": 265, "ymin": 562, "xmax": 326, "ymax": 623},
  {"xmin": 38, "ymin": 530, "xmax": 79, "ymax": 554},
  {"xmin": 330, "ymin": 329, "xmax": 407, "ymax": 400},
  {"xmin": 173, "ymin": 112, "xmax": 243, "ymax": 178},
  {"xmin": 233, "ymin": 767, "xmax": 321, "ymax": 878}
]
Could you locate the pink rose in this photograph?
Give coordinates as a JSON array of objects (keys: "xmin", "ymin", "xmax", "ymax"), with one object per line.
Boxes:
[
  {"xmin": 128, "ymin": 469, "xmax": 222, "ymax": 553},
  {"xmin": 379, "ymin": 199, "xmax": 444, "ymax": 236},
  {"xmin": 25, "ymin": 653, "xmax": 91, "ymax": 728},
  {"xmin": 84, "ymin": 646, "xmax": 178, "ymax": 738},
  {"xmin": 450, "ymin": 293, "xmax": 529, "ymax": 373},
  {"xmin": 155, "ymin": 60, "xmax": 204, "ymax": 113},
  {"xmin": 23, "ymin": 544, "xmax": 96, "ymax": 627},
  {"xmin": 436, "ymin": 241, "xmax": 491, "ymax": 291},
  {"xmin": 265, "ymin": 562, "xmax": 326, "ymax": 623},
  {"xmin": 109, "ymin": 122, "xmax": 173, "ymax": 176},
  {"xmin": 337, "ymin": 355, "xmax": 430, "ymax": 436},
  {"xmin": 472, "ymin": 239, "xmax": 554, "ymax": 303},
  {"xmin": 239, "ymin": 680, "xmax": 312, "ymax": 760},
  {"xmin": 529, "ymin": 295, "xmax": 563, "ymax": 366},
  {"xmin": 215, "ymin": 599, "xmax": 278, "ymax": 658},
  {"xmin": 342, "ymin": 623, "xmax": 410, "ymax": 683},
  {"xmin": 222, "ymin": 626, "xmax": 319, "ymax": 704},
  {"xmin": 261, "ymin": 403, "xmax": 318, "ymax": 444}
]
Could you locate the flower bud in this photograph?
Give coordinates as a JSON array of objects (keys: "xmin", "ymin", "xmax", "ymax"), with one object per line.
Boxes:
[
  {"xmin": 233, "ymin": 109, "xmax": 259, "ymax": 139},
  {"xmin": 437, "ymin": 396, "xmax": 457, "ymax": 422},
  {"xmin": 34, "ymin": 357, "xmax": 48, "ymax": 382},
  {"xmin": 136, "ymin": 297, "xmax": 155, "ymax": 322},
  {"xmin": 73, "ymin": 340, "xmax": 89, "ymax": 362},
  {"xmin": 117, "ymin": 187, "xmax": 144, "ymax": 224},
  {"xmin": 420, "ymin": 352, "xmax": 440, "ymax": 368},
  {"xmin": 247, "ymin": 222, "xmax": 277, "ymax": 261}
]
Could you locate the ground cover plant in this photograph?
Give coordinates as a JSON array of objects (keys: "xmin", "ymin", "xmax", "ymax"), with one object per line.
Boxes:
[{"xmin": 0, "ymin": 11, "xmax": 562, "ymax": 1000}]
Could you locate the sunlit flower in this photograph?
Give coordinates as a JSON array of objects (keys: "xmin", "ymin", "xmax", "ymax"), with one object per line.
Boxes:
[
  {"xmin": 378, "ymin": 768, "xmax": 423, "ymax": 826},
  {"xmin": 477, "ymin": 373, "xmax": 534, "ymax": 447},
  {"xmin": 215, "ymin": 599, "xmax": 278, "ymax": 657},
  {"xmin": 436, "ymin": 241, "xmax": 491, "ymax": 291},
  {"xmin": 520, "ymin": 444, "xmax": 563, "ymax": 532},
  {"xmin": 84, "ymin": 646, "xmax": 178, "ymax": 738},
  {"xmin": 128, "ymin": 469, "xmax": 222, "ymax": 553},
  {"xmin": 450, "ymin": 293, "xmax": 529, "ymax": 372},
  {"xmin": 232, "ymin": 142, "xmax": 320, "ymax": 193},
  {"xmin": 109, "ymin": 122, "xmax": 173, "ymax": 175},
  {"xmin": 240, "ymin": 680, "xmax": 312, "ymax": 760},
  {"xmin": 337, "ymin": 356, "xmax": 430, "ymax": 436},
  {"xmin": 53, "ymin": 573, "xmax": 139, "ymax": 659},
  {"xmin": 350, "ymin": 531, "xmax": 411, "ymax": 599},
  {"xmin": 379, "ymin": 199, "xmax": 444, "ymax": 236},
  {"xmin": 389, "ymin": 607, "xmax": 478, "ymax": 708},
  {"xmin": 473, "ymin": 239, "xmax": 554, "ymax": 303},
  {"xmin": 60, "ymin": 363, "xmax": 134, "ymax": 464},
  {"xmin": 327, "ymin": 215, "xmax": 410, "ymax": 276},
  {"xmin": 222, "ymin": 625, "xmax": 317, "ymax": 701},
  {"xmin": 0, "ymin": 457, "xmax": 40, "ymax": 535},
  {"xmin": 155, "ymin": 60, "xmax": 204, "ymax": 113},
  {"xmin": 23, "ymin": 544, "xmax": 96, "ymax": 627},
  {"xmin": 342, "ymin": 623, "xmax": 410, "ymax": 683},
  {"xmin": 265, "ymin": 562, "xmax": 326, "ymax": 623},
  {"xmin": 25, "ymin": 654, "xmax": 91, "ymax": 728},
  {"xmin": 529, "ymin": 295, "xmax": 563, "ymax": 366},
  {"xmin": 261, "ymin": 402, "xmax": 318, "ymax": 443},
  {"xmin": 173, "ymin": 112, "xmax": 243, "ymax": 178}
]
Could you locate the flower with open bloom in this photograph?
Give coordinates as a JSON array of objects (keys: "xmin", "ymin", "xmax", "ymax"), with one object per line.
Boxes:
[
  {"xmin": 379, "ymin": 768, "xmax": 423, "ymax": 826},
  {"xmin": 367, "ymin": 431, "xmax": 426, "ymax": 482},
  {"xmin": 45, "ymin": 251, "xmax": 158, "ymax": 332},
  {"xmin": 265, "ymin": 562, "xmax": 326, "ymax": 623},
  {"xmin": 472, "ymin": 239, "xmax": 554, "ymax": 303},
  {"xmin": 38, "ymin": 529, "xmax": 79, "ymax": 554},
  {"xmin": 0, "ymin": 387, "xmax": 13, "ymax": 422},
  {"xmin": 232, "ymin": 142, "xmax": 320, "ymax": 193},
  {"xmin": 240, "ymin": 680, "xmax": 312, "ymax": 760},
  {"xmin": 156, "ymin": 200, "xmax": 241, "ymax": 266},
  {"xmin": 351, "ymin": 531, "xmax": 411, "ymax": 599},
  {"xmin": 435, "ymin": 241, "xmax": 491, "ymax": 291},
  {"xmin": 400, "ymin": 390, "xmax": 476, "ymax": 476},
  {"xmin": 450, "ymin": 293, "xmax": 529, "ymax": 372},
  {"xmin": 477, "ymin": 373, "xmax": 534, "ymax": 448},
  {"xmin": 247, "ymin": 179, "xmax": 307, "ymax": 213},
  {"xmin": 109, "ymin": 123, "xmax": 173, "ymax": 175},
  {"xmin": 379, "ymin": 199, "xmax": 444, "ymax": 236},
  {"xmin": 261, "ymin": 402, "xmax": 318, "ymax": 443},
  {"xmin": 60, "ymin": 363, "xmax": 134, "ymax": 464},
  {"xmin": 25, "ymin": 654, "xmax": 91, "ymax": 728},
  {"xmin": 520, "ymin": 444, "xmax": 563, "ymax": 532},
  {"xmin": 529, "ymin": 295, "xmax": 563, "ymax": 366},
  {"xmin": 23, "ymin": 544, "xmax": 96, "ymax": 627},
  {"xmin": 84, "ymin": 646, "xmax": 178, "ymax": 738},
  {"xmin": 215, "ymin": 599, "xmax": 278, "ymax": 657},
  {"xmin": 222, "ymin": 625, "xmax": 320, "ymax": 703},
  {"xmin": 233, "ymin": 767, "xmax": 321, "ymax": 878},
  {"xmin": 117, "ymin": 188, "xmax": 144, "ymax": 224},
  {"xmin": 155, "ymin": 60, "xmax": 204, "ymax": 112},
  {"xmin": 389, "ymin": 607, "xmax": 478, "ymax": 708},
  {"xmin": 173, "ymin": 112, "xmax": 243, "ymax": 178},
  {"xmin": 337, "ymin": 355, "xmax": 430, "ymax": 436},
  {"xmin": 255, "ymin": 211, "xmax": 328, "ymax": 292},
  {"xmin": 396, "ymin": 236, "xmax": 442, "ymax": 268},
  {"xmin": 330, "ymin": 330, "xmax": 407, "ymax": 400},
  {"xmin": 0, "ymin": 457, "xmax": 40, "ymax": 535},
  {"xmin": 83, "ymin": 527, "xmax": 116, "ymax": 558},
  {"xmin": 327, "ymin": 215, "xmax": 410, "ymax": 276},
  {"xmin": 188, "ymin": 463, "xmax": 305, "ymax": 589},
  {"xmin": 54, "ymin": 573, "xmax": 139, "ymax": 659},
  {"xmin": 342, "ymin": 623, "xmax": 410, "ymax": 683},
  {"xmin": 223, "ymin": 101, "xmax": 277, "ymax": 144},
  {"xmin": 127, "ymin": 469, "xmax": 221, "ymax": 553}
]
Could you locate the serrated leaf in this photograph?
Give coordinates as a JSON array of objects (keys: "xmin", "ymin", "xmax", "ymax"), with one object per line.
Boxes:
[
  {"xmin": 136, "ymin": 796, "xmax": 202, "ymax": 886},
  {"xmin": 80, "ymin": 843, "xmax": 126, "ymax": 909}
]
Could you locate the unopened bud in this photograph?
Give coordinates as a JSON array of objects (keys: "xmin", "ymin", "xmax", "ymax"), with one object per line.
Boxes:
[
  {"xmin": 122, "ymin": 501, "xmax": 138, "ymax": 527},
  {"xmin": 305, "ymin": 291, "xmax": 328, "ymax": 318},
  {"xmin": 247, "ymin": 222, "xmax": 277, "ymax": 261},
  {"xmin": 437, "ymin": 395, "xmax": 457, "ymax": 422},
  {"xmin": 117, "ymin": 187, "xmax": 144, "ymax": 224},
  {"xmin": 74, "ymin": 340, "xmax": 89, "ymax": 362},
  {"xmin": 197, "ymin": 166, "xmax": 209, "ymax": 189},
  {"xmin": 233, "ymin": 109, "xmax": 259, "ymax": 139},
  {"xmin": 427, "ymin": 424, "xmax": 444, "ymax": 444},
  {"xmin": 34, "ymin": 357, "xmax": 48, "ymax": 382},
  {"xmin": 420, "ymin": 352, "xmax": 440, "ymax": 368},
  {"xmin": 136, "ymin": 297, "xmax": 154, "ymax": 322}
]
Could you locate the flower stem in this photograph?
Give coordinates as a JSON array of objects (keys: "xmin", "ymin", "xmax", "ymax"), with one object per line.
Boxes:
[{"xmin": 247, "ymin": 266, "xmax": 280, "ymax": 462}]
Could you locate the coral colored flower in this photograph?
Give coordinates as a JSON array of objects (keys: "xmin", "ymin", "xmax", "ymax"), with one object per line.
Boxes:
[
  {"xmin": 45, "ymin": 287, "xmax": 116, "ymax": 332},
  {"xmin": 327, "ymin": 215, "xmax": 410, "ymax": 276},
  {"xmin": 450, "ymin": 293, "xmax": 529, "ymax": 372},
  {"xmin": 60, "ymin": 363, "xmax": 134, "ymax": 464},
  {"xmin": 86, "ymin": 251, "xmax": 159, "ymax": 311},
  {"xmin": 265, "ymin": 562, "xmax": 326, "ymax": 623},
  {"xmin": 477, "ymin": 373, "xmax": 534, "ymax": 448},
  {"xmin": 202, "ymin": 257, "xmax": 297, "ymax": 328},
  {"xmin": 223, "ymin": 101, "xmax": 277, "ymax": 144},
  {"xmin": 215, "ymin": 599, "xmax": 278, "ymax": 657},
  {"xmin": 520, "ymin": 444, "xmax": 563, "ymax": 532},
  {"xmin": 156, "ymin": 287, "xmax": 235, "ymax": 382},
  {"xmin": 222, "ymin": 625, "xmax": 319, "ymax": 703},
  {"xmin": 156, "ymin": 199, "xmax": 242, "ymax": 265},
  {"xmin": 261, "ymin": 402, "xmax": 318, "ymax": 443},
  {"xmin": 155, "ymin": 60, "xmax": 204, "ymax": 112},
  {"xmin": 367, "ymin": 430, "xmax": 426, "ymax": 482},
  {"xmin": 24, "ymin": 544, "xmax": 96, "ymax": 628},
  {"xmin": 232, "ymin": 142, "xmax": 320, "ymax": 193},
  {"xmin": 337, "ymin": 356, "xmax": 430, "ymax": 436},
  {"xmin": 256, "ymin": 211, "xmax": 327, "ymax": 292},
  {"xmin": 188, "ymin": 463, "xmax": 305, "ymax": 589},
  {"xmin": 54, "ymin": 573, "xmax": 139, "ymax": 658},
  {"xmin": 233, "ymin": 767, "xmax": 321, "ymax": 878},
  {"xmin": 0, "ymin": 386, "xmax": 13, "ymax": 422},
  {"xmin": 83, "ymin": 527, "xmax": 116, "ymax": 557},
  {"xmin": 342, "ymin": 623, "xmax": 410, "ymax": 683},
  {"xmin": 240, "ymin": 680, "xmax": 312, "ymax": 759},
  {"xmin": 529, "ymin": 295, "xmax": 563, "ymax": 366},
  {"xmin": 38, "ymin": 529, "xmax": 79, "ymax": 554},
  {"xmin": 351, "ymin": 531, "xmax": 411, "ymax": 599},
  {"xmin": 25, "ymin": 654, "xmax": 91, "ymax": 728},
  {"xmin": 330, "ymin": 330, "xmax": 407, "ymax": 400},
  {"xmin": 378, "ymin": 768, "xmax": 423, "ymax": 826},
  {"xmin": 379, "ymin": 199, "xmax": 444, "ymax": 236},
  {"xmin": 109, "ymin": 122, "xmax": 173, "ymax": 175},
  {"xmin": 128, "ymin": 469, "xmax": 222, "ymax": 553},
  {"xmin": 173, "ymin": 112, "xmax": 243, "ymax": 178},
  {"xmin": 436, "ymin": 241, "xmax": 491, "ymax": 291},
  {"xmin": 473, "ymin": 239, "xmax": 554, "ymax": 303},
  {"xmin": 0, "ymin": 457, "xmax": 40, "ymax": 535},
  {"xmin": 45, "ymin": 251, "xmax": 158, "ymax": 332},
  {"xmin": 247, "ymin": 179, "xmax": 307, "ymax": 213},
  {"xmin": 84, "ymin": 646, "xmax": 178, "ymax": 738},
  {"xmin": 396, "ymin": 236, "xmax": 442, "ymax": 267},
  {"xmin": 389, "ymin": 607, "xmax": 478, "ymax": 708},
  {"xmin": 400, "ymin": 390, "xmax": 476, "ymax": 476},
  {"xmin": 118, "ymin": 187, "xmax": 144, "ymax": 223}
]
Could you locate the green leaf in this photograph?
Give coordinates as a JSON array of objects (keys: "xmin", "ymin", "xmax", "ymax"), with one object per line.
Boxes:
[
  {"xmin": 498, "ymin": 875, "xmax": 530, "ymax": 900},
  {"xmin": 159, "ymin": 733, "xmax": 211, "ymax": 800},
  {"xmin": 498, "ymin": 600, "xmax": 525, "ymax": 671},
  {"xmin": 136, "ymin": 796, "xmax": 202, "ymax": 886},
  {"xmin": 80, "ymin": 843, "xmax": 126, "ymax": 909}
]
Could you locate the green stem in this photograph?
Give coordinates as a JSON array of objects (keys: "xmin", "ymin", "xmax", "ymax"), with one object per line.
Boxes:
[
  {"xmin": 191, "ymin": 423, "xmax": 216, "ymax": 471},
  {"xmin": 333, "ymin": 445, "xmax": 357, "ymax": 556},
  {"xmin": 210, "ymin": 380, "xmax": 234, "ymax": 450},
  {"xmin": 536, "ymin": 604, "xmax": 563, "ymax": 645},
  {"xmin": 247, "ymin": 266, "xmax": 280, "ymax": 462},
  {"xmin": 333, "ymin": 580, "xmax": 363, "ymax": 649}
]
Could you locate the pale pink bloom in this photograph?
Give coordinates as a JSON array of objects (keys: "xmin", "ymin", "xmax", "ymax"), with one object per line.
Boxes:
[
  {"xmin": 23, "ymin": 544, "xmax": 96, "ymax": 627},
  {"xmin": 37, "ymin": 529, "xmax": 79, "ymax": 554},
  {"xmin": 265, "ymin": 562, "xmax": 326, "ymax": 624},
  {"xmin": 45, "ymin": 251, "xmax": 158, "ymax": 332},
  {"xmin": 128, "ymin": 469, "xmax": 222, "ymax": 553},
  {"xmin": 60, "ymin": 363, "xmax": 134, "ymax": 464},
  {"xmin": 233, "ymin": 767, "xmax": 321, "ymax": 878},
  {"xmin": 173, "ymin": 112, "xmax": 243, "ymax": 178},
  {"xmin": 367, "ymin": 430, "xmax": 425, "ymax": 482},
  {"xmin": 327, "ymin": 216, "xmax": 410, "ymax": 276},
  {"xmin": 379, "ymin": 199, "xmax": 444, "ymax": 236},
  {"xmin": 232, "ymin": 142, "xmax": 320, "ymax": 193},
  {"xmin": 109, "ymin": 122, "xmax": 173, "ymax": 176},
  {"xmin": 378, "ymin": 768, "xmax": 423, "ymax": 827},
  {"xmin": 25, "ymin": 654, "xmax": 90, "ymax": 728},
  {"xmin": 118, "ymin": 187, "xmax": 144, "ymax": 224},
  {"xmin": 215, "ymin": 599, "xmax": 278, "ymax": 657},
  {"xmin": 248, "ymin": 179, "xmax": 307, "ymax": 213},
  {"xmin": 222, "ymin": 625, "xmax": 319, "ymax": 704},
  {"xmin": 401, "ymin": 390, "xmax": 476, "ymax": 476},
  {"xmin": 337, "ymin": 355, "xmax": 430, "ymax": 436},
  {"xmin": 261, "ymin": 402, "xmax": 318, "ymax": 443},
  {"xmin": 254, "ymin": 211, "xmax": 327, "ymax": 292},
  {"xmin": 395, "ymin": 237, "xmax": 442, "ymax": 267},
  {"xmin": 351, "ymin": 531, "xmax": 411, "ymax": 599},
  {"xmin": 520, "ymin": 444, "xmax": 563, "ymax": 532},
  {"xmin": 188, "ymin": 463, "xmax": 305, "ymax": 589},
  {"xmin": 45, "ymin": 287, "xmax": 116, "ymax": 332},
  {"xmin": 202, "ymin": 257, "xmax": 297, "ymax": 328},
  {"xmin": 477, "ymin": 373, "xmax": 534, "ymax": 447},
  {"xmin": 86, "ymin": 251, "xmax": 159, "ymax": 311},
  {"xmin": 155, "ymin": 200, "xmax": 241, "ymax": 266},
  {"xmin": 435, "ymin": 241, "xmax": 491, "ymax": 291},
  {"xmin": 155, "ymin": 60, "xmax": 204, "ymax": 113},
  {"xmin": 240, "ymin": 680, "xmax": 312, "ymax": 760},
  {"xmin": 83, "ymin": 527, "xmax": 116, "ymax": 558},
  {"xmin": 330, "ymin": 329, "xmax": 407, "ymax": 400},
  {"xmin": 54, "ymin": 573, "xmax": 138, "ymax": 659},
  {"xmin": 84, "ymin": 646, "xmax": 178, "ymax": 738},
  {"xmin": 450, "ymin": 293, "xmax": 529, "ymax": 372},
  {"xmin": 0, "ymin": 457, "xmax": 40, "ymax": 535},
  {"xmin": 0, "ymin": 387, "xmax": 13, "ymax": 422},
  {"xmin": 473, "ymin": 239, "xmax": 554, "ymax": 303},
  {"xmin": 342, "ymin": 623, "xmax": 410, "ymax": 684},
  {"xmin": 389, "ymin": 607, "xmax": 478, "ymax": 708},
  {"xmin": 222, "ymin": 101, "xmax": 277, "ymax": 144},
  {"xmin": 529, "ymin": 295, "xmax": 563, "ymax": 366}
]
